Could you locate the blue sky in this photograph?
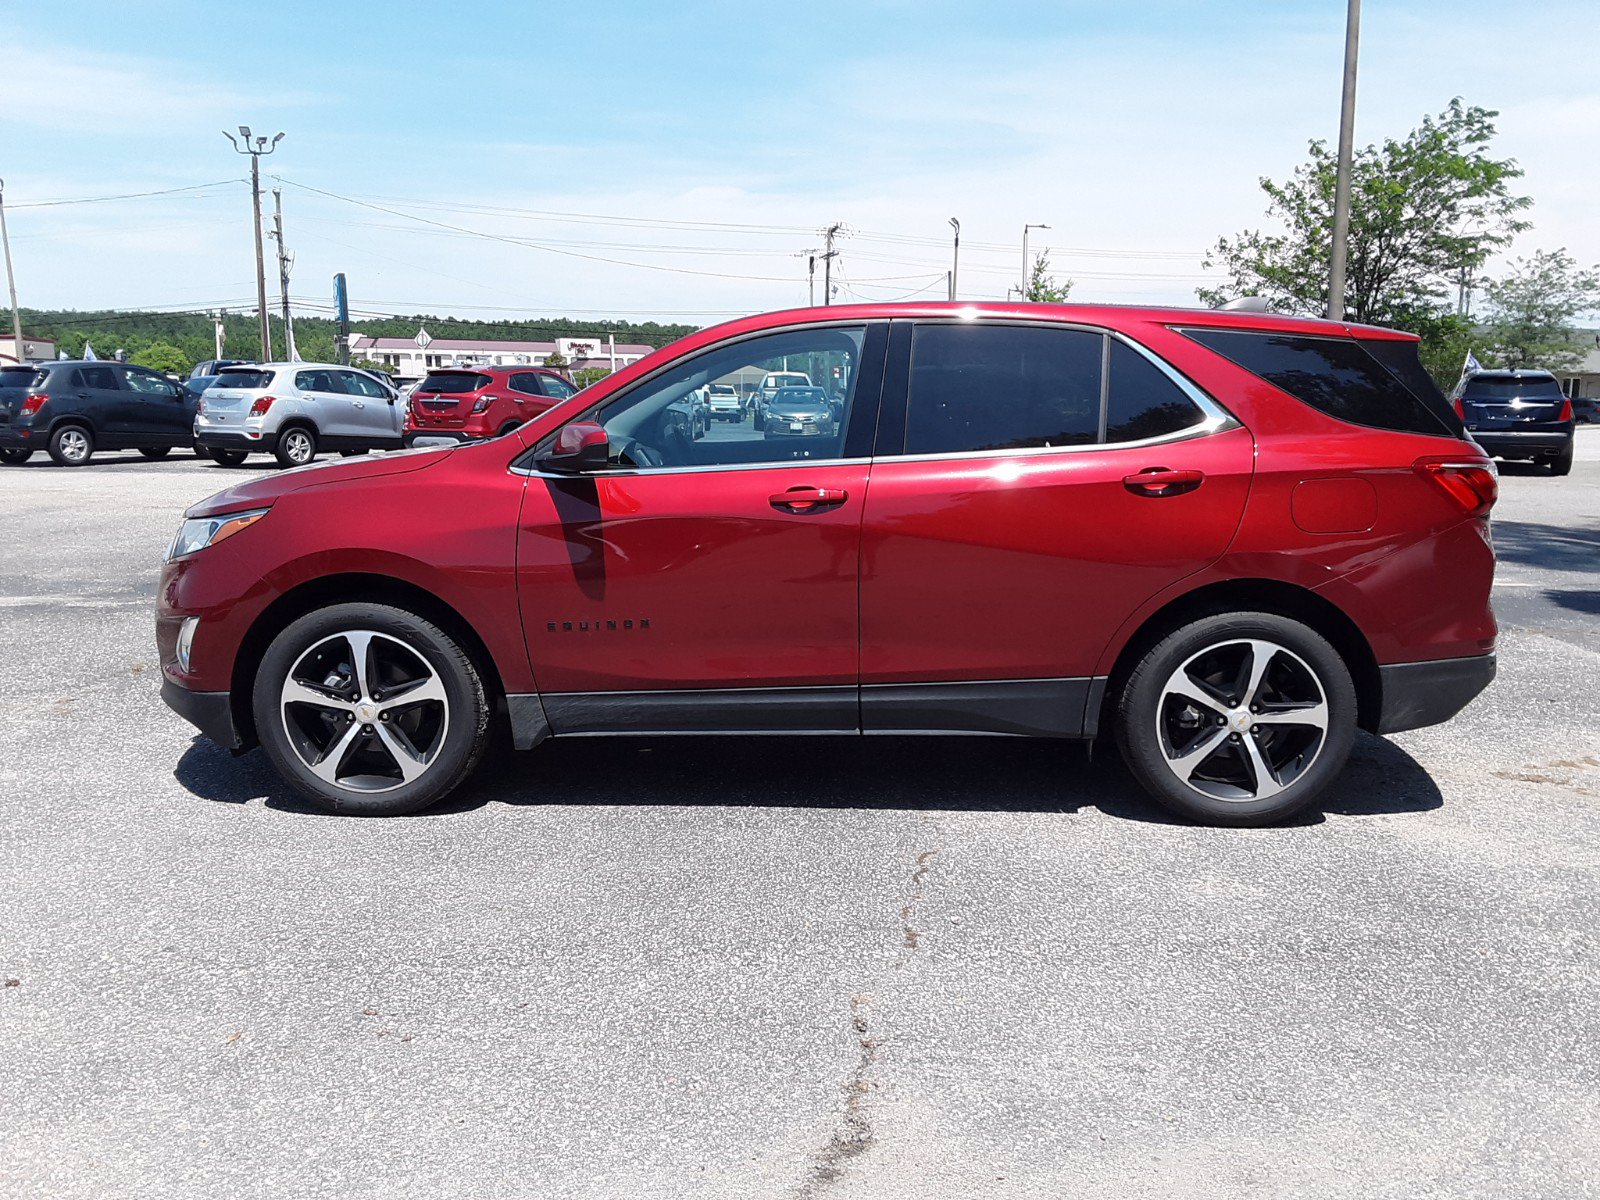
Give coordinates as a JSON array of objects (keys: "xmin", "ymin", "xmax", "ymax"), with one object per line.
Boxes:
[{"xmin": 4, "ymin": 0, "xmax": 1597, "ymax": 324}]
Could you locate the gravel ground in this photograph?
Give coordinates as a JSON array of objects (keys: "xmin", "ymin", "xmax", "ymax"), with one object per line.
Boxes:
[{"xmin": 2, "ymin": 430, "xmax": 1597, "ymax": 1199}]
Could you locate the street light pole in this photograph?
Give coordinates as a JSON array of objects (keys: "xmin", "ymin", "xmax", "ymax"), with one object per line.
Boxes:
[
  {"xmin": 1327, "ymin": 0, "xmax": 1360, "ymax": 321},
  {"xmin": 224, "ymin": 126, "xmax": 284, "ymax": 361},
  {"xmin": 1022, "ymin": 223, "xmax": 1051, "ymax": 300},
  {"xmin": 0, "ymin": 179, "xmax": 24, "ymax": 359},
  {"xmin": 948, "ymin": 218, "xmax": 960, "ymax": 300}
]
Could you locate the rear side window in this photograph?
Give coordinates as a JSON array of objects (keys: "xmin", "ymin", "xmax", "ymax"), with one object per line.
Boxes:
[
  {"xmin": 509, "ymin": 372, "xmax": 542, "ymax": 396},
  {"xmin": 79, "ymin": 366, "xmax": 121, "ymax": 390},
  {"xmin": 420, "ymin": 371, "xmax": 491, "ymax": 394},
  {"xmin": 296, "ymin": 369, "xmax": 342, "ymax": 393},
  {"xmin": 906, "ymin": 324, "xmax": 1102, "ymax": 454},
  {"xmin": 217, "ymin": 369, "xmax": 274, "ymax": 389},
  {"xmin": 1105, "ymin": 341, "xmax": 1207, "ymax": 442},
  {"xmin": 1183, "ymin": 328, "xmax": 1453, "ymax": 437}
]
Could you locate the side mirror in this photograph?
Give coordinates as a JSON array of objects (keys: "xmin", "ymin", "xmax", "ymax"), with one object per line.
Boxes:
[{"xmin": 542, "ymin": 421, "xmax": 608, "ymax": 473}]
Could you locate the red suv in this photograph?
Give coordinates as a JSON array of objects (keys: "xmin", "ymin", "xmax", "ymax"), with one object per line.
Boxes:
[
  {"xmin": 157, "ymin": 303, "xmax": 1497, "ymax": 826},
  {"xmin": 403, "ymin": 365, "xmax": 577, "ymax": 444}
]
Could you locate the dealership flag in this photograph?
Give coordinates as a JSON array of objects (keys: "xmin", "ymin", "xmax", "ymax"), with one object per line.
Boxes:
[
  {"xmin": 83, "ymin": 342, "xmax": 98, "ymax": 361},
  {"xmin": 1463, "ymin": 351, "xmax": 1482, "ymax": 375}
]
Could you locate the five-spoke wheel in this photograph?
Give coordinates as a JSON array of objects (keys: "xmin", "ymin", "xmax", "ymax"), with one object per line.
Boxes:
[
  {"xmin": 254, "ymin": 603, "xmax": 489, "ymax": 814},
  {"xmin": 1117, "ymin": 613, "xmax": 1356, "ymax": 826}
]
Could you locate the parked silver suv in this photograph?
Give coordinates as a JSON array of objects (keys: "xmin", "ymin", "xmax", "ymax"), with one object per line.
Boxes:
[{"xmin": 193, "ymin": 363, "xmax": 403, "ymax": 467}]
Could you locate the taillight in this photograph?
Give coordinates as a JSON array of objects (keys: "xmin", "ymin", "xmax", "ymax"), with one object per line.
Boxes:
[
  {"xmin": 20, "ymin": 392, "xmax": 47, "ymax": 415},
  {"xmin": 471, "ymin": 394, "xmax": 497, "ymax": 413},
  {"xmin": 1558, "ymin": 398, "xmax": 1573, "ymax": 422},
  {"xmin": 249, "ymin": 396, "xmax": 275, "ymax": 417},
  {"xmin": 1415, "ymin": 458, "xmax": 1497, "ymax": 518},
  {"xmin": 1451, "ymin": 396, "xmax": 1465, "ymax": 419}
]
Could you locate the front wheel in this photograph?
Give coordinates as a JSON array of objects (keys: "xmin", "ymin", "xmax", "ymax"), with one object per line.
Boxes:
[
  {"xmin": 0, "ymin": 448, "xmax": 31, "ymax": 464},
  {"xmin": 138, "ymin": 446, "xmax": 172, "ymax": 460},
  {"xmin": 1114, "ymin": 612, "xmax": 1357, "ymax": 827},
  {"xmin": 252, "ymin": 603, "xmax": 491, "ymax": 815},
  {"xmin": 275, "ymin": 426, "xmax": 317, "ymax": 468},
  {"xmin": 210, "ymin": 449, "xmax": 248, "ymax": 466}
]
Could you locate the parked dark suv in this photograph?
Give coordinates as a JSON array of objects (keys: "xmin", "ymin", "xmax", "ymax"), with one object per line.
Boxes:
[
  {"xmin": 1454, "ymin": 369, "xmax": 1574, "ymax": 475},
  {"xmin": 0, "ymin": 360, "xmax": 200, "ymax": 465}
]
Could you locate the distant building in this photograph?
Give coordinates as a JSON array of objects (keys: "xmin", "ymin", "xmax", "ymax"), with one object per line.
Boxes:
[
  {"xmin": 1556, "ymin": 331, "xmax": 1600, "ymax": 400},
  {"xmin": 348, "ymin": 333, "xmax": 656, "ymax": 376},
  {"xmin": 0, "ymin": 332, "xmax": 57, "ymax": 365}
]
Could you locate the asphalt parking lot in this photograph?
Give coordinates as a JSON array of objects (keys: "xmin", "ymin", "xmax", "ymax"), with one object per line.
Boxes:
[{"xmin": 2, "ymin": 432, "xmax": 1597, "ymax": 1199}]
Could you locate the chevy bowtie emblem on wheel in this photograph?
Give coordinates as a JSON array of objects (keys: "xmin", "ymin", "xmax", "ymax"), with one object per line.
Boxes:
[{"xmin": 546, "ymin": 619, "xmax": 651, "ymax": 632}]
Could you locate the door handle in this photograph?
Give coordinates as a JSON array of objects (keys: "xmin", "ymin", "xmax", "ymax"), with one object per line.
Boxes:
[
  {"xmin": 769, "ymin": 486, "xmax": 849, "ymax": 511},
  {"xmin": 1123, "ymin": 467, "xmax": 1204, "ymax": 497}
]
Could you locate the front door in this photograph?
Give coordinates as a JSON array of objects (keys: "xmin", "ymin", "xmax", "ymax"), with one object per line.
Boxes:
[
  {"xmin": 515, "ymin": 322, "xmax": 886, "ymax": 734},
  {"xmin": 121, "ymin": 367, "xmax": 191, "ymax": 445},
  {"xmin": 337, "ymin": 369, "xmax": 401, "ymax": 444},
  {"xmin": 858, "ymin": 320, "xmax": 1254, "ymax": 736}
]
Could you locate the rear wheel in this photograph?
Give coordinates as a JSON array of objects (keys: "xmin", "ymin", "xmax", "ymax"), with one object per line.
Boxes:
[
  {"xmin": 1549, "ymin": 444, "xmax": 1573, "ymax": 477},
  {"xmin": 252, "ymin": 602, "xmax": 491, "ymax": 815},
  {"xmin": 48, "ymin": 424, "xmax": 94, "ymax": 466},
  {"xmin": 340, "ymin": 448, "xmax": 365, "ymax": 458},
  {"xmin": 210, "ymin": 449, "xmax": 248, "ymax": 466},
  {"xmin": 192, "ymin": 444, "xmax": 213, "ymax": 461},
  {"xmin": 138, "ymin": 446, "xmax": 171, "ymax": 460},
  {"xmin": 275, "ymin": 426, "xmax": 317, "ymax": 468},
  {"xmin": 1115, "ymin": 612, "xmax": 1357, "ymax": 827},
  {"xmin": 0, "ymin": 448, "xmax": 31, "ymax": 464}
]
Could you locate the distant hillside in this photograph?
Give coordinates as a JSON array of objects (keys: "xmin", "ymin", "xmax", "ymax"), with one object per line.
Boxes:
[{"xmin": 15, "ymin": 308, "xmax": 704, "ymax": 371}]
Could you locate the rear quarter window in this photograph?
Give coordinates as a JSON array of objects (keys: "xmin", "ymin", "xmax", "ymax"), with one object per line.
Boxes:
[{"xmin": 1181, "ymin": 328, "xmax": 1456, "ymax": 437}]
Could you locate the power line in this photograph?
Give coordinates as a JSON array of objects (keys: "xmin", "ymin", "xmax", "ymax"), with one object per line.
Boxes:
[{"xmin": 8, "ymin": 181, "xmax": 242, "ymax": 209}]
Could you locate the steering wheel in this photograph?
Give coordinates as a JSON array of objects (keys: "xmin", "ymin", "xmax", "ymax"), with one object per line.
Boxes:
[{"xmin": 614, "ymin": 437, "xmax": 665, "ymax": 468}]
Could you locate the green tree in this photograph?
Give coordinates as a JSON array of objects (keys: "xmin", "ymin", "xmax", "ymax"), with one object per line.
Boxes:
[
  {"xmin": 352, "ymin": 358, "xmax": 397, "ymax": 376},
  {"xmin": 572, "ymin": 367, "xmax": 612, "ymax": 389},
  {"xmin": 132, "ymin": 341, "xmax": 190, "ymax": 375},
  {"xmin": 1200, "ymin": 100, "xmax": 1532, "ymax": 334},
  {"xmin": 1025, "ymin": 252, "xmax": 1073, "ymax": 303},
  {"xmin": 542, "ymin": 351, "xmax": 569, "ymax": 370},
  {"xmin": 1478, "ymin": 249, "xmax": 1600, "ymax": 370}
]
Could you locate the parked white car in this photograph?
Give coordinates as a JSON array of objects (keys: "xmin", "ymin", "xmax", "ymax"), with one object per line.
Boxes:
[{"xmin": 193, "ymin": 363, "xmax": 403, "ymax": 467}]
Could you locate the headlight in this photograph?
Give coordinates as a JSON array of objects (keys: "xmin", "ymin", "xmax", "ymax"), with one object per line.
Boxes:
[{"xmin": 166, "ymin": 508, "xmax": 269, "ymax": 561}]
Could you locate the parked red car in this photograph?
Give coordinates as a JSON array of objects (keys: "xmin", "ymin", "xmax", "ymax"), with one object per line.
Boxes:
[
  {"xmin": 158, "ymin": 303, "xmax": 1497, "ymax": 825},
  {"xmin": 403, "ymin": 365, "xmax": 578, "ymax": 445}
]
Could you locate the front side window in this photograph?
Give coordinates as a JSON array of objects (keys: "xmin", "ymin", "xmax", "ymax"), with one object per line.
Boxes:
[
  {"xmin": 124, "ymin": 369, "xmax": 176, "ymax": 395},
  {"xmin": 540, "ymin": 375, "xmax": 577, "ymax": 400},
  {"xmin": 342, "ymin": 371, "xmax": 390, "ymax": 398},
  {"xmin": 572, "ymin": 325, "xmax": 867, "ymax": 470},
  {"xmin": 906, "ymin": 324, "xmax": 1102, "ymax": 455}
]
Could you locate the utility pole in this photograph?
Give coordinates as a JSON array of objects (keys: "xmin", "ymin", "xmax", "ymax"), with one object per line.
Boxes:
[
  {"xmin": 820, "ymin": 224, "xmax": 843, "ymax": 306},
  {"xmin": 1327, "ymin": 0, "xmax": 1360, "ymax": 321},
  {"xmin": 213, "ymin": 311, "xmax": 226, "ymax": 360},
  {"xmin": 1022, "ymin": 223, "xmax": 1050, "ymax": 300},
  {"xmin": 948, "ymin": 218, "xmax": 961, "ymax": 300},
  {"xmin": 0, "ymin": 179, "xmax": 24, "ymax": 359},
  {"xmin": 268, "ymin": 188, "xmax": 295, "ymax": 359},
  {"xmin": 223, "ymin": 126, "xmax": 284, "ymax": 361}
]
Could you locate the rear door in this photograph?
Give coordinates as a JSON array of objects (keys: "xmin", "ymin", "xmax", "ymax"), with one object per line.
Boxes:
[
  {"xmin": 515, "ymin": 322, "xmax": 886, "ymax": 732},
  {"xmin": 858, "ymin": 319, "xmax": 1254, "ymax": 735}
]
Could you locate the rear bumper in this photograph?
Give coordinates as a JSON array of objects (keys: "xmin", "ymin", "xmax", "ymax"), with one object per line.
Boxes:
[
  {"xmin": 0, "ymin": 425, "xmax": 33, "ymax": 449},
  {"xmin": 195, "ymin": 429, "xmax": 275, "ymax": 452},
  {"xmin": 1469, "ymin": 429, "xmax": 1571, "ymax": 459},
  {"xmin": 161, "ymin": 678, "xmax": 243, "ymax": 750},
  {"xmin": 1377, "ymin": 653, "xmax": 1496, "ymax": 734},
  {"xmin": 404, "ymin": 429, "xmax": 474, "ymax": 447}
]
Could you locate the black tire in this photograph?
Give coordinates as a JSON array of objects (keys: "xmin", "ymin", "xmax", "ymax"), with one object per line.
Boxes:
[
  {"xmin": 1549, "ymin": 445, "xmax": 1573, "ymax": 477},
  {"xmin": 252, "ymin": 602, "xmax": 491, "ymax": 816},
  {"xmin": 497, "ymin": 422, "xmax": 520, "ymax": 439},
  {"xmin": 1114, "ymin": 612, "xmax": 1357, "ymax": 827},
  {"xmin": 340, "ymin": 448, "xmax": 366, "ymax": 458},
  {"xmin": 193, "ymin": 444, "xmax": 213, "ymax": 461},
  {"xmin": 210, "ymin": 449, "xmax": 248, "ymax": 466},
  {"xmin": 274, "ymin": 425, "xmax": 317, "ymax": 468},
  {"xmin": 138, "ymin": 446, "xmax": 172, "ymax": 460},
  {"xmin": 47, "ymin": 424, "xmax": 94, "ymax": 467},
  {"xmin": 0, "ymin": 448, "xmax": 31, "ymax": 464}
]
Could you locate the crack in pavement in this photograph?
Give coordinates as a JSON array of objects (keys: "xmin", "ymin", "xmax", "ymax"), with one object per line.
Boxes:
[{"xmin": 794, "ymin": 843, "xmax": 944, "ymax": 1196}]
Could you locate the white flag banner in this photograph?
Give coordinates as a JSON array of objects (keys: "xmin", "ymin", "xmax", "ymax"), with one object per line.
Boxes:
[{"xmin": 83, "ymin": 343, "xmax": 98, "ymax": 361}]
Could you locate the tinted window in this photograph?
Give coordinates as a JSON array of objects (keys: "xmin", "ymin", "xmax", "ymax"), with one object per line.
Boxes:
[
  {"xmin": 0, "ymin": 366, "xmax": 39, "ymax": 388},
  {"xmin": 79, "ymin": 366, "xmax": 120, "ymax": 390},
  {"xmin": 216, "ymin": 369, "xmax": 275, "ymax": 388},
  {"xmin": 1460, "ymin": 376, "xmax": 1563, "ymax": 401},
  {"xmin": 508, "ymin": 373, "xmax": 542, "ymax": 396},
  {"xmin": 420, "ymin": 371, "xmax": 491, "ymax": 394},
  {"xmin": 906, "ymin": 324, "xmax": 1102, "ymax": 455},
  {"xmin": 1105, "ymin": 341, "xmax": 1205, "ymax": 443},
  {"xmin": 1183, "ymin": 329, "xmax": 1452, "ymax": 437},
  {"xmin": 124, "ymin": 369, "xmax": 176, "ymax": 395},
  {"xmin": 540, "ymin": 375, "xmax": 577, "ymax": 400},
  {"xmin": 296, "ymin": 369, "xmax": 342, "ymax": 394}
]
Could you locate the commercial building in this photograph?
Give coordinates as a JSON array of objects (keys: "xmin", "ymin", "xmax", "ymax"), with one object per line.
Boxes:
[
  {"xmin": 0, "ymin": 332, "xmax": 57, "ymax": 365},
  {"xmin": 348, "ymin": 333, "xmax": 656, "ymax": 376}
]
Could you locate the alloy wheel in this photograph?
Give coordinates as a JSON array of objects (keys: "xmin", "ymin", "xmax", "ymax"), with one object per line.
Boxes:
[
  {"xmin": 1155, "ymin": 638, "xmax": 1330, "ymax": 803},
  {"xmin": 58, "ymin": 429, "xmax": 90, "ymax": 463},
  {"xmin": 283, "ymin": 430, "xmax": 314, "ymax": 464},
  {"xmin": 279, "ymin": 630, "xmax": 450, "ymax": 793}
]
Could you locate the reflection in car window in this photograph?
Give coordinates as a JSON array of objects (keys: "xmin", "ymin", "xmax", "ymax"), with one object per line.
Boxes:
[
  {"xmin": 124, "ymin": 370, "xmax": 175, "ymax": 395},
  {"xmin": 343, "ymin": 371, "xmax": 391, "ymax": 398},
  {"xmin": 582, "ymin": 326, "xmax": 866, "ymax": 470},
  {"xmin": 541, "ymin": 375, "xmax": 577, "ymax": 400},
  {"xmin": 906, "ymin": 324, "xmax": 1102, "ymax": 454}
]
